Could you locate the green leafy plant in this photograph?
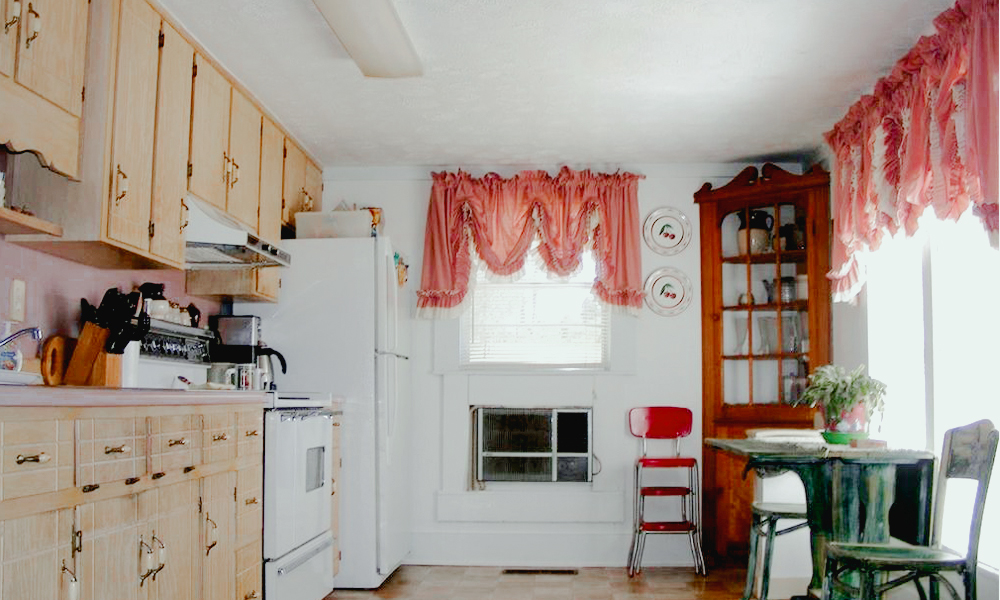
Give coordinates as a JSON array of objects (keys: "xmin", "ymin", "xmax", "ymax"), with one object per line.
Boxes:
[{"xmin": 790, "ymin": 364, "xmax": 887, "ymax": 425}]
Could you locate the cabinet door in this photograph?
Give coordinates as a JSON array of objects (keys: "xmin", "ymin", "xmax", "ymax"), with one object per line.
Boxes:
[
  {"xmin": 149, "ymin": 20, "xmax": 193, "ymax": 266},
  {"xmin": 189, "ymin": 55, "xmax": 230, "ymax": 210},
  {"xmin": 0, "ymin": 508, "xmax": 74, "ymax": 600},
  {"xmin": 77, "ymin": 495, "xmax": 141, "ymax": 600},
  {"xmin": 256, "ymin": 117, "xmax": 284, "ymax": 299},
  {"xmin": 0, "ymin": 0, "xmax": 17, "ymax": 77},
  {"xmin": 105, "ymin": 0, "xmax": 159, "ymax": 252},
  {"xmin": 138, "ymin": 481, "xmax": 199, "ymax": 600},
  {"xmin": 201, "ymin": 471, "xmax": 236, "ymax": 600},
  {"xmin": 13, "ymin": 0, "xmax": 88, "ymax": 116},
  {"xmin": 304, "ymin": 158, "xmax": 322, "ymax": 212},
  {"xmin": 235, "ymin": 464, "xmax": 262, "ymax": 548},
  {"xmin": 281, "ymin": 140, "xmax": 305, "ymax": 225},
  {"xmin": 226, "ymin": 88, "xmax": 262, "ymax": 231}
]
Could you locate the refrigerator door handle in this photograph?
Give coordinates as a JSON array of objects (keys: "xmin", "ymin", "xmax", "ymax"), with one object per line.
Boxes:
[{"xmin": 376, "ymin": 351, "xmax": 409, "ymax": 360}]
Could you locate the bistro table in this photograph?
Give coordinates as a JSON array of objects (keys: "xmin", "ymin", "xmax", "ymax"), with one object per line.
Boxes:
[{"xmin": 705, "ymin": 438, "xmax": 935, "ymax": 599}]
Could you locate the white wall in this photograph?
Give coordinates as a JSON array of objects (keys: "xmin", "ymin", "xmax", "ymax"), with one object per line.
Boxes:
[{"xmin": 324, "ymin": 163, "xmax": 757, "ymax": 568}]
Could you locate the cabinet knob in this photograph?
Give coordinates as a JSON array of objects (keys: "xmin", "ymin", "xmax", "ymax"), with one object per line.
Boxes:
[
  {"xmin": 245, "ymin": 497, "xmax": 258, "ymax": 506},
  {"xmin": 4, "ymin": 1, "xmax": 20, "ymax": 33}
]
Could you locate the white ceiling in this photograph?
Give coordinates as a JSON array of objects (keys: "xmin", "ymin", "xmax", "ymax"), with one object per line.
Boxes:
[{"xmin": 155, "ymin": 0, "xmax": 955, "ymax": 169}]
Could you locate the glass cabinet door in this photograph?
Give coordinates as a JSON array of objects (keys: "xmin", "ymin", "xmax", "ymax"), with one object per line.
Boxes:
[{"xmin": 720, "ymin": 202, "xmax": 809, "ymax": 407}]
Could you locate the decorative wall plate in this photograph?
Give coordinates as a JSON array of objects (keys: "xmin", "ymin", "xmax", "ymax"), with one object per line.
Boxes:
[
  {"xmin": 644, "ymin": 267, "xmax": 693, "ymax": 316},
  {"xmin": 643, "ymin": 207, "xmax": 692, "ymax": 255}
]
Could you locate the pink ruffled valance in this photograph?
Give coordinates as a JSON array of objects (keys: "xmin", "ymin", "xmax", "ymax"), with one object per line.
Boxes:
[
  {"xmin": 824, "ymin": 0, "xmax": 998, "ymax": 301},
  {"xmin": 416, "ymin": 167, "xmax": 644, "ymax": 316}
]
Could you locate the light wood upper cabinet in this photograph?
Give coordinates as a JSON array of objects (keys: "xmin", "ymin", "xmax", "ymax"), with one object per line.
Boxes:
[
  {"xmin": 0, "ymin": 0, "xmax": 17, "ymax": 76},
  {"xmin": 106, "ymin": 0, "xmax": 159, "ymax": 252},
  {"xmin": 255, "ymin": 117, "xmax": 284, "ymax": 300},
  {"xmin": 282, "ymin": 140, "xmax": 305, "ymax": 225},
  {"xmin": 149, "ymin": 21, "xmax": 194, "ymax": 266},
  {"xmin": 0, "ymin": 0, "xmax": 88, "ymax": 177},
  {"xmin": 227, "ymin": 88, "xmax": 262, "ymax": 230},
  {"xmin": 15, "ymin": 0, "xmax": 88, "ymax": 116},
  {"xmin": 188, "ymin": 54, "xmax": 231, "ymax": 212},
  {"xmin": 305, "ymin": 157, "xmax": 323, "ymax": 212}
]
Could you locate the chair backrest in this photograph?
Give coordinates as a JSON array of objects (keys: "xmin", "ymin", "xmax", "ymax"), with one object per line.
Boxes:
[
  {"xmin": 930, "ymin": 419, "xmax": 998, "ymax": 565},
  {"xmin": 629, "ymin": 407, "xmax": 693, "ymax": 440}
]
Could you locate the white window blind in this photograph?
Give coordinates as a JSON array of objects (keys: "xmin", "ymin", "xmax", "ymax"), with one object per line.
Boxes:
[{"xmin": 460, "ymin": 247, "xmax": 609, "ymax": 368}]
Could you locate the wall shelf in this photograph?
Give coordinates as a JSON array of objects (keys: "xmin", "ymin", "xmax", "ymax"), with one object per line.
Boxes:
[{"xmin": 0, "ymin": 207, "xmax": 63, "ymax": 237}]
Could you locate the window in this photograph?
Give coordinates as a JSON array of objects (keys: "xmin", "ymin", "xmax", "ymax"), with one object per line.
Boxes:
[
  {"xmin": 459, "ymin": 246, "xmax": 609, "ymax": 368},
  {"xmin": 475, "ymin": 407, "xmax": 593, "ymax": 483},
  {"xmin": 866, "ymin": 209, "xmax": 1000, "ymax": 568}
]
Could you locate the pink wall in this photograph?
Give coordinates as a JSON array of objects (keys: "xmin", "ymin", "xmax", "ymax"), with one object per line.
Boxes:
[{"xmin": 0, "ymin": 237, "xmax": 221, "ymax": 360}]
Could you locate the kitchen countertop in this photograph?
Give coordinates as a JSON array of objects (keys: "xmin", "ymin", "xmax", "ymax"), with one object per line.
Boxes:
[{"xmin": 0, "ymin": 384, "xmax": 268, "ymax": 406}]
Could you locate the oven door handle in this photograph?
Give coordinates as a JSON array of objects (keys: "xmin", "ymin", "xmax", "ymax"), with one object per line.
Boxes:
[{"xmin": 274, "ymin": 535, "xmax": 333, "ymax": 576}]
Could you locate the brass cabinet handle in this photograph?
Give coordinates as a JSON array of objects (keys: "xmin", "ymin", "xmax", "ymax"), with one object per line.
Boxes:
[
  {"xmin": 115, "ymin": 165, "xmax": 128, "ymax": 204},
  {"xmin": 23, "ymin": 2, "xmax": 38, "ymax": 48},
  {"xmin": 4, "ymin": 0, "xmax": 21, "ymax": 33},
  {"xmin": 244, "ymin": 592, "xmax": 259, "ymax": 600},
  {"xmin": 230, "ymin": 160, "xmax": 239, "ymax": 186},
  {"xmin": 223, "ymin": 153, "xmax": 231, "ymax": 184},
  {"xmin": 180, "ymin": 198, "xmax": 189, "ymax": 231},
  {"xmin": 245, "ymin": 429, "xmax": 259, "ymax": 437},
  {"xmin": 168, "ymin": 438, "xmax": 188, "ymax": 447},
  {"xmin": 16, "ymin": 452, "xmax": 50, "ymax": 464},
  {"xmin": 244, "ymin": 497, "xmax": 258, "ymax": 506},
  {"xmin": 205, "ymin": 515, "xmax": 218, "ymax": 555},
  {"xmin": 212, "ymin": 433, "xmax": 228, "ymax": 442},
  {"xmin": 104, "ymin": 444, "xmax": 131, "ymax": 455}
]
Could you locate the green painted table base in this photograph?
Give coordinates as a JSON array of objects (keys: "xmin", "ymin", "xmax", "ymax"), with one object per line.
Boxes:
[{"xmin": 705, "ymin": 439, "xmax": 934, "ymax": 599}]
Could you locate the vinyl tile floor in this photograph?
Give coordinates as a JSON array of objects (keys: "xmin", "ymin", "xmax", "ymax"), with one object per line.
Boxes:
[{"xmin": 324, "ymin": 565, "xmax": 748, "ymax": 599}]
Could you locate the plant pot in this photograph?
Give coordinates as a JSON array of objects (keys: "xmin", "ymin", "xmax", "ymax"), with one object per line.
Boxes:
[{"xmin": 821, "ymin": 403, "xmax": 869, "ymax": 445}]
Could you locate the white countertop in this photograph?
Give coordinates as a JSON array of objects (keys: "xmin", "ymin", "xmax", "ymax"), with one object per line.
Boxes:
[{"xmin": 0, "ymin": 384, "xmax": 268, "ymax": 406}]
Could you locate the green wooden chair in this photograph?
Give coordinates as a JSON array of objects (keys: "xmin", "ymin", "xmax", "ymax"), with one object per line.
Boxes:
[
  {"xmin": 742, "ymin": 501, "xmax": 808, "ymax": 600},
  {"xmin": 822, "ymin": 419, "xmax": 998, "ymax": 600}
]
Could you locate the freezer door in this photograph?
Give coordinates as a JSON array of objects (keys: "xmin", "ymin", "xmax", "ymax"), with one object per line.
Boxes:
[
  {"xmin": 374, "ymin": 352, "xmax": 412, "ymax": 576},
  {"xmin": 265, "ymin": 530, "xmax": 334, "ymax": 600}
]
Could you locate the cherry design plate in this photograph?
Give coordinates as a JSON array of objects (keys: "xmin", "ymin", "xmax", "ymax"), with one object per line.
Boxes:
[
  {"xmin": 642, "ymin": 207, "xmax": 692, "ymax": 255},
  {"xmin": 644, "ymin": 267, "xmax": 693, "ymax": 316}
]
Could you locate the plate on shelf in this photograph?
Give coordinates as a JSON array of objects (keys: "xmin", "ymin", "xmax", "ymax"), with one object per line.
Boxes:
[
  {"xmin": 643, "ymin": 207, "xmax": 692, "ymax": 255},
  {"xmin": 644, "ymin": 267, "xmax": 693, "ymax": 316}
]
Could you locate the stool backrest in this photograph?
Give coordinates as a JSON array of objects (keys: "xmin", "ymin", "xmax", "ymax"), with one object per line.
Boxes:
[
  {"xmin": 629, "ymin": 407, "xmax": 693, "ymax": 456},
  {"xmin": 931, "ymin": 419, "xmax": 997, "ymax": 566}
]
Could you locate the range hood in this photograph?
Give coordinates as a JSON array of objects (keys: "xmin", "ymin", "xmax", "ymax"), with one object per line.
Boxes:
[{"xmin": 184, "ymin": 196, "xmax": 291, "ymax": 269}]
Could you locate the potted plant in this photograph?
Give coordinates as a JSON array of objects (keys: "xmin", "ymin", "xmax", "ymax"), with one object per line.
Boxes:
[{"xmin": 790, "ymin": 364, "xmax": 887, "ymax": 444}]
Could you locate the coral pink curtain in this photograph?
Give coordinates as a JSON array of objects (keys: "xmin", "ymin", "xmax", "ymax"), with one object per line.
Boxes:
[
  {"xmin": 416, "ymin": 167, "xmax": 644, "ymax": 316},
  {"xmin": 824, "ymin": 0, "xmax": 998, "ymax": 301}
]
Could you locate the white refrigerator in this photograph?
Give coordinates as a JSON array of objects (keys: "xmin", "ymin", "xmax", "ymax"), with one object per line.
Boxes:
[{"xmin": 236, "ymin": 237, "xmax": 412, "ymax": 589}]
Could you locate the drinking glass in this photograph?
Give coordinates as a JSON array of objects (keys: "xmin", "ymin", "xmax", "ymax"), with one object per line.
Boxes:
[{"xmin": 733, "ymin": 315, "xmax": 749, "ymax": 354}]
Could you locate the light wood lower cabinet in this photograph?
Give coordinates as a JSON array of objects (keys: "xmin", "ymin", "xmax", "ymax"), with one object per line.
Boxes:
[{"xmin": 0, "ymin": 403, "xmax": 264, "ymax": 600}]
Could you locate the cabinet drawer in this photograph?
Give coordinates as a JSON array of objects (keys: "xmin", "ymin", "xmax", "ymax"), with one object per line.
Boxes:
[
  {"xmin": 238, "ymin": 409, "xmax": 264, "ymax": 457},
  {"xmin": 236, "ymin": 465, "xmax": 262, "ymax": 547},
  {"xmin": 148, "ymin": 413, "xmax": 202, "ymax": 473},
  {"xmin": 76, "ymin": 417, "xmax": 147, "ymax": 487},
  {"xmin": 236, "ymin": 540, "xmax": 263, "ymax": 600},
  {"xmin": 202, "ymin": 412, "xmax": 236, "ymax": 464},
  {"xmin": 0, "ymin": 418, "xmax": 74, "ymax": 500}
]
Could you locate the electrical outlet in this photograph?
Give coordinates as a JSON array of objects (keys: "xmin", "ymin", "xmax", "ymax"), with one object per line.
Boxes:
[{"xmin": 9, "ymin": 279, "xmax": 25, "ymax": 323}]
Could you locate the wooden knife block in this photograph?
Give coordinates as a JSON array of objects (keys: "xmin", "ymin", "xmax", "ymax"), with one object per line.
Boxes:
[{"xmin": 48, "ymin": 326, "xmax": 122, "ymax": 387}]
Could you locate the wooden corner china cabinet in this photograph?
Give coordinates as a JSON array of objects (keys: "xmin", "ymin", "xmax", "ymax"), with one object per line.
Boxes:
[{"xmin": 693, "ymin": 163, "xmax": 831, "ymax": 561}]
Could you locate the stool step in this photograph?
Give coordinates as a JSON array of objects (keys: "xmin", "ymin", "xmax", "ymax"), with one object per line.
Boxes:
[
  {"xmin": 640, "ymin": 486, "xmax": 691, "ymax": 497},
  {"xmin": 639, "ymin": 520, "xmax": 696, "ymax": 533}
]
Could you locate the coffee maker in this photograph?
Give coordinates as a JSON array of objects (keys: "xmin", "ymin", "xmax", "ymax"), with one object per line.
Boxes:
[{"xmin": 209, "ymin": 315, "xmax": 286, "ymax": 390}]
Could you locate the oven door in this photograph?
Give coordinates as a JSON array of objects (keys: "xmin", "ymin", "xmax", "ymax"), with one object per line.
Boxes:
[{"xmin": 264, "ymin": 408, "xmax": 334, "ymax": 559}]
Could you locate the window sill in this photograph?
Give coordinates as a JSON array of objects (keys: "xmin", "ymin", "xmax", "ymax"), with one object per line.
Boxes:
[{"xmin": 435, "ymin": 489, "xmax": 624, "ymax": 523}]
